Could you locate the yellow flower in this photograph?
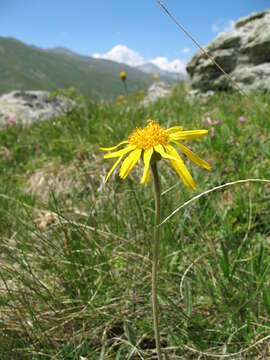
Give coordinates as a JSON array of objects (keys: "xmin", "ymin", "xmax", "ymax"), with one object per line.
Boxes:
[
  {"xmin": 100, "ymin": 120, "xmax": 210, "ymax": 189},
  {"xmin": 120, "ymin": 70, "xmax": 126, "ymax": 80},
  {"xmin": 117, "ymin": 95, "xmax": 125, "ymax": 103},
  {"xmin": 153, "ymin": 73, "xmax": 160, "ymax": 80}
]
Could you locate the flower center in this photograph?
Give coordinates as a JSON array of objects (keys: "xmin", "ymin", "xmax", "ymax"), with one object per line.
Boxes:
[{"xmin": 128, "ymin": 120, "xmax": 169, "ymax": 150}]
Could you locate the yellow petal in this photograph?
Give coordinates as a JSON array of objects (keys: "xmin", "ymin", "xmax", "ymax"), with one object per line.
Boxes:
[
  {"xmin": 166, "ymin": 145, "xmax": 197, "ymax": 189},
  {"xmin": 119, "ymin": 148, "xmax": 142, "ymax": 179},
  {"xmin": 100, "ymin": 140, "xmax": 129, "ymax": 152},
  {"xmin": 145, "ymin": 170, "xmax": 150, "ymax": 184},
  {"xmin": 141, "ymin": 148, "xmax": 153, "ymax": 184},
  {"xmin": 174, "ymin": 141, "xmax": 211, "ymax": 170},
  {"xmin": 154, "ymin": 144, "xmax": 179, "ymax": 162},
  {"xmin": 105, "ymin": 156, "xmax": 124, "ymax": 182},
  {"xmin": 104, "ymin": 145, "xmax": 135, "ymax": 159},
  {"xmin": 167, "ymin": 125, "xmax": 183, "ymax": 133},
  {"xmin": 170, "ymin": 129, "xmax": 208, "ymax": 141}
]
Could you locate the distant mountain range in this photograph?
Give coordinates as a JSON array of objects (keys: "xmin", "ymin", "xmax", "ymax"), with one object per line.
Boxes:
[
  {"xmin": 0, "ymin": 37, "xmax": 186, "ymax": 100},
  {"xmin": 136, "ymin": 63, "xmax": 187, "ymax": 81}
]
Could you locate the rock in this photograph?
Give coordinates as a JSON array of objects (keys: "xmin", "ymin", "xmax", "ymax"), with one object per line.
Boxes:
[
  {"xmin": 0, "ymin": 90, "xmax": 74, "ymax": 127},
  {"xmin": 186, "ymin": 9, "xmax": 270, "ymax": 97},
  {"xmin": 143, "ymin": 81, "xmax": 172, "ymax": 106}
]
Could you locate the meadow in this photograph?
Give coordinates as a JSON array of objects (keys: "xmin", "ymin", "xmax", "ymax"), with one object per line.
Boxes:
[{"xmin": 0, "ymin": 83, "xmax": 270, "ymax": 359}]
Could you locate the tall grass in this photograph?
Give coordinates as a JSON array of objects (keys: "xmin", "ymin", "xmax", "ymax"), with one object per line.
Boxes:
[{"xmin": 0, "ymin": 84, "xmax": 270, "ymax": 358}]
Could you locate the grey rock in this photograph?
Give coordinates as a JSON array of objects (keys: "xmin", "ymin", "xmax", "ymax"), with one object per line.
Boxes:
[
  {"xmin": 0, "ymin": 90, "xmax": 74, "ymax": 127},
  {"xmin": 13, "ymin": 92, "xmax": 38, "ymax": 101},
  {"xmin": 187, "ymin": 9, "xmax": 270, "ymax": 97},
  {"xmin": 143, "ymin": 81, "xmax": 172, "ymax": 106}
]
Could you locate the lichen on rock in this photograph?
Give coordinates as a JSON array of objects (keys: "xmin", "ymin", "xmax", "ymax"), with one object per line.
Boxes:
[
  {"xmin": 0, "ymin": 90, "xmax": 74, "ymax": 127},
  {"xmin": 186, "ymin": 9, "xmax": 270, "ymax": 98}
]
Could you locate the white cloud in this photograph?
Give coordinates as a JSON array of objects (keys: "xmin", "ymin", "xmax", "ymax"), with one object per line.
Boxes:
[
  {"xmin": 212, "ymin": 19, "xmax": 235, "ymax": 33},
  {"xmin": 150, "ymin": 57, "xmax": 186, "ymax": 73},
  {"xmin": 92, "ymin": 44, "xmax": 144, "ymax": 67},
  {"xmin": 182, "ymin": 47, "xmax": 190, "ymax": 54},
  {"xmin": 92, "ymin": 44, "xmax": 187, "ymax": 74}
]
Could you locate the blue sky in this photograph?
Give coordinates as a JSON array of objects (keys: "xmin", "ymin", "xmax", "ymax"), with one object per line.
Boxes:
[{"xmin": 1, "ymin": 1, "xmax": 269, "ymax": 73}]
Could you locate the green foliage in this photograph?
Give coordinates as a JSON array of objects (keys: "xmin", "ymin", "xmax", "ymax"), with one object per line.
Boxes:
[{"xmin": 0, "ymin": 84, "xmax": 270, "ymax": 358}]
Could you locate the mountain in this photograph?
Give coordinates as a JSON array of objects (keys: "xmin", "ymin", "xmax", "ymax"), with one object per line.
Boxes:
[
  {"xmin": 0, "ymin": 37, "xmax": 159, "ymax": 100},
  {"xmin": 136, "ymin": 62, "xmax": 188, "ymax": 81},
  {"xmin": 44, "ymin": 47, "xmax": 80, "ymax": 57},
  {"xmin": 136, "ymin": 63, "xmax": 161, "ymax": 74}
]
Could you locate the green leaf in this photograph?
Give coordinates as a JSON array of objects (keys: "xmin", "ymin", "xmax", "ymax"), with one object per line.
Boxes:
[
  {"xmin": 220, "ymin": 241, "xmax": 230, "ymax": 279},
  {"xmin": 115, "ymin": 348, "xmax": 122, "ymax": 360},
  {"xmin": 124, "ymin": 321, "xmax": 136, "ymax": 346},
  {"xmin": 99, "ymin": 342, "xmax": 106, "ymax": 359},
  {"xmin": 231, "ymin": 241, "xmax": 244, "ymax": 278},
  {"xmin": 256, "ymin": 241, "xmax": 264, "ymax": 275},
  {"xmin": 263, "ymin": 285, "xmax": 270, "ymax": 314},
  {"xmin": 222, "ymin": 343, "xmax": 227, "ymax": 354},
  {"xmin": 184, "ymin": 280, "xmax": 192, "ymax": 317},
  {"xmin": 163, "ymin": 352, "xmax": 170, "ymax": 360}
]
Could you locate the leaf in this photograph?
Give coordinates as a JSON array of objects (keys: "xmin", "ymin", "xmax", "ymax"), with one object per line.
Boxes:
[
  {"xmin": 124, "ymin": 321, "xmax": 136, "ymax": 346},
  {"xmin": 231, "ymin": 242, "xmax": 244, "ymax": 278},
  {"xmin": 99, "ymin": 342, "xmax": 106, "ymax": 359},
  {"xmin": 115, "ymin": 348, "xmax": 122, "ymax": 360},
  {"xmin": 163, "ymin": 352, "xmax": 170, "ymax": 360},
  {"xmin": 220, "ymin": 241, "xmax": 230, "ymax": 279},
  {"xmin": 256, "ymin": 241, "xmax": 264, "ymax": 275},
  {"xmin": 184, "ymin": 280, "xmax": 192, "ymax": 317},
  {"xmin": 263, "ymin": 285, "xmax": 270, "ymax": 315}
]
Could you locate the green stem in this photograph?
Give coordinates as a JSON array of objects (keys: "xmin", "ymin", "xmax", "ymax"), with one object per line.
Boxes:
[
  {"xmin": 151, "ymin": 162, "xmax": 162, "ymax": 360},
  {"xmin": 123, "ymin": 79, "xmax": 128, "ymax": 96}
]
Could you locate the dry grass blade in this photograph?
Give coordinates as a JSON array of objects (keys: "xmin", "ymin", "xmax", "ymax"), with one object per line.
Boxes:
[
  {"xmin": 160, "ymin": 179, "xmax": 270, "ymax": 225},
  {"xmin": 157, "ymin": 0, "xmax": 248, "ymax": 97}
]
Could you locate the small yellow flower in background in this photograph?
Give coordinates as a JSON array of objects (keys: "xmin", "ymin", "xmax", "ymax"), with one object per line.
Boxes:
[
  {"xmin": 100, "ymin": 120, "xmax": 210, "ymax": 189},
  {"xmin": 117, "ymin": 95, "xmax": 125, "ymax": 103},
  {"xmin": 153, "ymin": 73, "xmax": 160, "ymax": 80},
  {"xmin": 120, "ymin": 70, "xmax": 126, "ymax": 81}
]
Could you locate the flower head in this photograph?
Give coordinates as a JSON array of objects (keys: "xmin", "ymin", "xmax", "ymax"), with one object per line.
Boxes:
[
  {"xmin": 201, "ymin": 117, "xmax": 221, "ymax": 126},
  {"xmin": 100, "ymin": 120, "xmax": 210, "ymax": 189},
  {"xmin": 8, "ymin": 115, "xmax": 17, "ymax": 126},
  {"xmin": 120, "ymin": 70, "xmax": 126, "ymax": 81},
  {"xmin": 153, "ymin": 73, "xmax": 160, "ymax": 80},
  {"xmin": 117, "ymin": 95, "xmax": 125, "ymax": 104},
  {"xmin": 238, "ymin": 116, "xmax": 244, "ymax": 123}
]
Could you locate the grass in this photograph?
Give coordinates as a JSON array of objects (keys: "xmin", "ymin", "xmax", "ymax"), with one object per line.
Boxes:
[{"xmin": 0, "ymin": 83, "xmax": 270, "ymax": 359}]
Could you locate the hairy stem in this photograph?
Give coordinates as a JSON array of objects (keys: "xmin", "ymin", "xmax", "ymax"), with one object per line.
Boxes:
[
  {"xmin": 151, "ymin": 162, "xmax": 162, "ymax": 360},
  {"xmin": 123, "ymin": 79, "xmax": 128, "ymax": 96}
]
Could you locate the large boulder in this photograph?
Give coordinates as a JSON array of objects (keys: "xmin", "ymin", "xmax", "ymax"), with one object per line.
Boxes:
[
  {"xmin": 186, "ymin": 9, "xmax": 270, "ymax": 97},
  {"xmin": 143, "ymin": 81, "xmax": 172, "ymax": 106},
  {"xmin": 0, "ymin": 90, "xmax": 73, "ymax": 127}
]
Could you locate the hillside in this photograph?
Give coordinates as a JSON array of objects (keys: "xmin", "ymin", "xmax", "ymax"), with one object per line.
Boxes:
[
  {"xmin": 0, "ymin": 37, "xmax": 163, "ymax": 100},
  {"xmin": 0, "ymin": 83, "xmax": 269, "ymax": 358}
]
